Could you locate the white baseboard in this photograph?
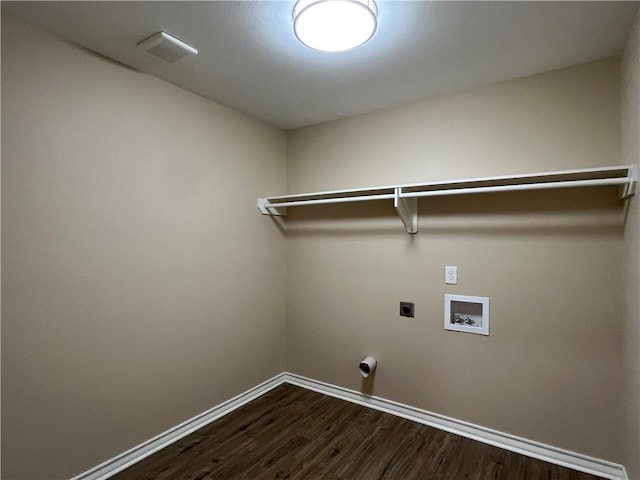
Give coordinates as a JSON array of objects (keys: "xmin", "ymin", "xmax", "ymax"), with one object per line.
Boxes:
[
  {"xmin": 282, "ymin": 372, "xmax": 628, "ymax": 480},
  {"xmin": 72, "ymin": 371, "xmax": 628, "ymax": 480},
  {"xmin": 70, "ymin": 372, "xmax": 288, "ymax": 480}
]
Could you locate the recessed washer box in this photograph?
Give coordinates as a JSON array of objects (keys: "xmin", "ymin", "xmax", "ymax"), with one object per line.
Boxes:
[{"xmin": 444, "ymin": 294, "xmax": 489, "ymax": 335}]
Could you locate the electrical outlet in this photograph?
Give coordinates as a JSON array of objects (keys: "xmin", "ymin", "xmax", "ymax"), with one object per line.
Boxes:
[
  {"xmin": 445, "ymin": 266, "xmax": 458, "ymax": 284},
  {"xmin": 400, "ymin": 301, "xmax": 415, "ymax": 317}
]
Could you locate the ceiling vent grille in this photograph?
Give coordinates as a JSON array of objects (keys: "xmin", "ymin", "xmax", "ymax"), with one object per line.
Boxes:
[{"xmin": 137, "ymin": 32, "xmax": 198, "ymax": 63}]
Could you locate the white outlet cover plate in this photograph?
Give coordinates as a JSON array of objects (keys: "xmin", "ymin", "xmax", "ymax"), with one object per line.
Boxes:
[{"xmin": 445, "ymin": 266, "xmax": 458, "ymax": 284}]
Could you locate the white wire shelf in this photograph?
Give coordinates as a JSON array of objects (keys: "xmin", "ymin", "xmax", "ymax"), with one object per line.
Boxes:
[{"xmin": 257, "ymin": 165, "xmax": 636, "ymax": 234}]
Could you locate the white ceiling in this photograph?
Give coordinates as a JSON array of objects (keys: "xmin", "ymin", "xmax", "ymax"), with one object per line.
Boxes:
[{"xmin": 2, "ymin": 1, "xmax": 638, "ymax": 129}]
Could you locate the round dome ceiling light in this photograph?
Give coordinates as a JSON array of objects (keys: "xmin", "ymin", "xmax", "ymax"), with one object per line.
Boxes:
[{"xmin": 293, "ymin": 0, "xmax": 378, "ymax": 52}]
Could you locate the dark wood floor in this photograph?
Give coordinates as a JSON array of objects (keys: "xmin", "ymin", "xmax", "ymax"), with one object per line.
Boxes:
[{"xmin": 112, "ymin": 384, "xmax": 603, "ymax": 480}]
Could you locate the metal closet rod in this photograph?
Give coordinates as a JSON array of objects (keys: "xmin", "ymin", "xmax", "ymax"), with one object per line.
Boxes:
[{"xmin": 257, "ymin": 165, "xmax": 637, "ymax": 233}]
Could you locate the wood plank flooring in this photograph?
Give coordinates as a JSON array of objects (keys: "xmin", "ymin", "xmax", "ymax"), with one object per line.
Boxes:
[{"xmin": 111, "ymin": 384, "xmax": 604, "ymax": 480}]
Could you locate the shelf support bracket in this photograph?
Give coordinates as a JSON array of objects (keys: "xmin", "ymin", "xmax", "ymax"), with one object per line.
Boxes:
[
  {"xmin": 620, "ymin": 165, "xmax": 637, "ymax": 200},
  {"xmin": 257, "ymin": 198, "xmax": 287, "ymax": 216},
  {"xmin": 394, "ymin": 188, "xmax": 418, "ymax": 234}
]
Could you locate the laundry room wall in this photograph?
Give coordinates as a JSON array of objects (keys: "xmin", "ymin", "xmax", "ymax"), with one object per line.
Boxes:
[
  {"xmin": 286, "ymin": 57, "xmax": 625, "ymax": 463},
  {"xmin": 1, "ymin": 16, "xmax": 287, "ymax": 479}
]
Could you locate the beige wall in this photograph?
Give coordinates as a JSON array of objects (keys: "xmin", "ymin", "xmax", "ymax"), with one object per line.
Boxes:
[
  {"xmin": 286, "ymin": 58, "xmax": 625, "ymax": 462},
  {"xmin": 1, "ymin": 16, "xmax": 287, "ymax": 479},
  {"xmin": 2, "ymin": 10, "xmax": 636, "ymax": 480},
  {"xmin": 622, "ymin": 9, "xmax": 640, "ymax": 480}
]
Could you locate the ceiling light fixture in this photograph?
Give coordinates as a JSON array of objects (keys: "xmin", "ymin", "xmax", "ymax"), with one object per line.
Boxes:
[{"xmin": 293, "ymin": 0, "xmax": 378, "ymax": 52}]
